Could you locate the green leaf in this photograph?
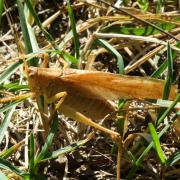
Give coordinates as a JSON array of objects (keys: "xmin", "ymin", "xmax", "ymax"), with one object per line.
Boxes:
[
  {"xmin": 95, "ymin": 39, "xmax": 124, "ymax": 74},
  {"xmin": 41, "ymin": 134, "xmax": 93, "ymax": 161},
  {"xmin": 157, "ymin": 42, "xmax": 174, "ymax": 123},
  {"xmin": 137, "ymin": 0, "xmax": 149, "ymax": 11},
  {"xmin": 126, "ymin": 95, "xmax": 180, "ymax": 179},
  {"xmin": 157, "ymin": 93, "xmax": 180, "ymax": 125},
  {"xmin": 0, "ymin": 62, "xmax": 22, "ymax": 84},
  {"xmin": 29, "ymin": 133, "xmax": 35, "ymax": 175},
  {"xmin": 156, "ymin": 0, "xmax": 165, "ymax": 13},
  {"xmin": 0, "ymin": 0, "xmax": 4, "ymax": 27},
  {"xmin": 148, "ymin": 123, "xmax": 166, "ymax": 164},
  {"xmin": 0, "ymin": 82, "xmax": 29, "ymax": 92},
  {"xmin": 67, "ymin": 0, "xmax": 80, "ymax": 59},
  {"xmin": 0, "ymin": 158, "xmax": 29, "ymax": 177},
  {"xmin": 16, "ymin": 0, "xmax": 33, "ymax": 54},
  {"xmin": 25, "ymin": 0, "xmax": 57, "ymax": 49},
  {"xmin": 163, "ymin": 42, "xmax": 173, "ymax": 99},
  {"xmin": 126, "ymin": 123, "xmax": 170, "ymax": 179},
  {"xmin": 127, "ymin": 151, "xmax": 136, "ymax": 163},
  {"xmin": 167, "ymin": 152, "xmax": 180, "ymax": 166},
  {"xmin": 151, "ymin": 41, "xmax": 180, "ymax": 78},
  {"xmin": 0, "ymin": 101, "xmax": 22, "ymax": 113},
  {"xmin": 0, "ymin": 140, "xmax": 24, "ymax": 159},
  {"xmin": 35, "ymin": 112, "xmax": 59, "ymax": 165},
  {"xmin": 62, "ymin": 51, "xmax": 78, "ymax": 67},
  {"xmin": 132, "ymin": 27, "xmax": 146, "ymax": 35},
  {"xmin": 0, "ymin": 107, "xmax": 15, "ymax": 143}
]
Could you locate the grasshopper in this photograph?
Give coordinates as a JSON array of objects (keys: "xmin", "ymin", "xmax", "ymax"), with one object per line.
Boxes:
[
  {"xmin": 27, "ymin": 66, "xmax": 178, "ymax": 140},
  {"xmin": 0, "ymin": 62, "xmax": 178, "ymax": 180}
]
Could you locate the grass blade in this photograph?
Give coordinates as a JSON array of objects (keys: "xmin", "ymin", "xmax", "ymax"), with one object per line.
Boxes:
[
  {"xmin": 151, "ymin": 42, "xmax": 180, "ymax": 78},
  {"xmin": 16, "ymin": 0, "xmax": 33, "ymax": 54},
  {"xmin": 0, "ymin": 0, "xmax": 4, "ymax": 27},
  {"xmin": 67, "ymin": 0, "xmax": 80, "ymax": 59},
  {"xmin": 126, "ymin": 123, "xmax": 170, "ymax": 179},
  {"xmin": 0, "ymin": 158, "xmax": 29, "ymax": 177},
  {"xmin": 35, "ymin": 112, "xmax": 59, "ymax": 165},
  {"xmin": 157, "ymin": 41, "xmax": 174, "ymax": 124},
  {"xmin": 24, "ymin": 2, "xmax": 39, "ymax": 53},
  {"xmin": 157, "ymin": 93, "xmax": 180, "ymax": 125},
  {"xmin": 95, "ymin": 39, "xmax": 124, "ymax": 74},
  {"xmin": 62, "ymin": 50, "xmax": 78, "ymax": 67},
  {"xmin": 148, "ymin": 123, "xmax": 166, "ymax": 164},
  {"xmin": 167, "ymin": 152, "xmax": 180, "ymax": 166},
  {"xmin": 41, "ymin": 133, "xmax": 94, "ymax": 161},
  {"xmin": 0, "ymin": 62, "xmax": 22, "ymax": 84},
  {"xmin": 1, "ymin": 83, "xmax": 29, "ymax": 92},
  {"xmin": 29, "ymin": 133, "xmax": 35, "ymax": 175},
  {"xmin": 163, "ymin": 42, "xmax": 173, "ymax": 99},
  {"xmin": 25, "ymin": 0, "xmax": 57, "ymax": 49},
  {"xmin": 0, "ymin": 107, "xmax": 15, "ymax": 143},
  {"xmin": 0, "ymin": 101, "xmax": 24, "ymax": 113},
  {"xmin": 0, "ymin": 140, "xmax": 25, "ymax": 159}
]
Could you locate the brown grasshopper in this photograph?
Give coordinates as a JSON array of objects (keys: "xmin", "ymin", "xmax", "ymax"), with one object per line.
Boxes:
[
  {"xmin": 0, "ymin": 63, "xmax": 178, "ymax": 180},
  {"xmin": 27, "ymin": 66, "xmax": 178, "ymax": 141}
]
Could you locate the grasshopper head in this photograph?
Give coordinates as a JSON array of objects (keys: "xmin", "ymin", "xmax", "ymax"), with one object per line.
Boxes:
[
  {"xmin": 27, "ymin": 67, "xmax": 42, "ymax": 96},
  {"xmin": 27, "ymin": 66, "xmax": 63, "ymax": 97}
]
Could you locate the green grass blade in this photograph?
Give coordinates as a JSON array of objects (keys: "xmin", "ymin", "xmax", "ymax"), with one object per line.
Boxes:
[
  {"xmin": 127, "ymin": 151, "xmax": 136, "ymax": 164},
  {"xmin": 62, "ymin": 51, "xmax": 78, "ymax": 67},
  {"xmin": 0, "ymin": 101, "xmax": 23, "ymax": 113},
  {"xmin": 45, "ymin": 49, "xmax": 78, "ymax": 67},
  {"xmin": 0, "ymin": 158, "xmax": 29, "ymax": 177},
  {"xmin": 24, "ymin": 2, "xmax": 39, "ymax": 52},
  {"xmin": 151, "ymin": 41, "xmax": 180, "ymax": 78},
  {"xmin": 166, "ymin": 152, "xmax": 180, "ymax": 166},
  {"xmin": 35, "ymin": 112, "xmax": 59, "ymax": 165},
  {"xmin": 25, "ymin": 0, "xmax": 57, "ymax": 49},
  {"xmin": 137, "ymin": 0, "xmax": 149, "ymax": 11},
  {"xmin": 0, "ymin": 0, "xmax": 4, "ymax": 27},
  {"xmin": 148, "ymin": 123, "xmax": 166, "ymax": 164},
  {"xmin": 151, "ymin": 60, "xmax": 167, "ymax": 78},
  {"xmin": 67, "ymin": 0, "xmax": 80, "ymax": 59},
  {"xmin": 156, "ymin": 0, "xmax": 164, "ymax": 13},
  {"xmin": 0, "ymin": 107, "xmax": 15, "ymax": 143},
  {"xmin": 157, "ymin": 41, "xmax": 174, "ymax": 124},
  {"xmin": 41, "ymin": 133, "xmax": 93, "ymax": 161},
  {"xmin": 16, "ymin": 0, "xmax": 33, "ymax": 54},
  {"xmin": 157, "ymin": 93, "xmax": 180, "ymax": 125},
  {"xmin": 126, "ymin": 123, "xmax": 170, "ymax": 179},
  {"xmin": 163, "ymin": 42, "xmax": 173, "ymax": 99},
  {"xmin": 0, "ymin": 61, "xmax": 22, "ymax": 84},
  {"xmin": 95, "ymin": 39, "xmax": 124, "ymax": 74},
  {"xmin": 1, "ymin": 84, "xmax": 29, "ymax": 92},
  {"xmin": 0, "ymin": 140, "xmax": 24, "ymax": 159},
  {"xmin": 29, "ymin": 133, "xmax": 35, "ymax": 175}
]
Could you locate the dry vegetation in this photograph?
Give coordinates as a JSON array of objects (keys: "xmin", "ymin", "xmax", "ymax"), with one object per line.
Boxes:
[{"xmin": 0, "ymin": 0, "xmax": 180, "ymax": 179}]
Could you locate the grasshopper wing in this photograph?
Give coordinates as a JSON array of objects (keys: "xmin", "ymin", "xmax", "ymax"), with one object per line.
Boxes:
[{"xmin": 60, "ymin": 69, "xmax": 178, "ymax": 101}]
